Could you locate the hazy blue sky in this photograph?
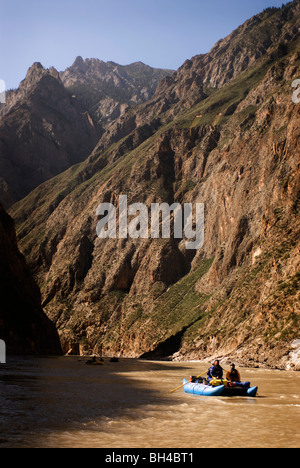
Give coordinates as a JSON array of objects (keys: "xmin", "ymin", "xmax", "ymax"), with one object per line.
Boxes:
[{"xmin": 0, "ymin": 0, "xmax": 290, "ymax": 89}]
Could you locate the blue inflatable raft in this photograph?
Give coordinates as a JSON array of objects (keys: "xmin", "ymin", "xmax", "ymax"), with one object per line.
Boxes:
[
  {"xmin": 183, "ymin": 379, "xmax": 258, "ymax": 397},
  {"xmin": 183, "ymin": 379, "xmax": 224, "ymax": 396}
]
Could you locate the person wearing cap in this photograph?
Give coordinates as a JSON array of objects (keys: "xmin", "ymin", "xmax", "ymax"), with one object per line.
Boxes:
[
  {"xmin": 207, "ymin": 359, "xmax": 224, "ymax": 382},
  {"xmin": 226, "ymin": 363, "xmax": 241, "ymax": 383}
]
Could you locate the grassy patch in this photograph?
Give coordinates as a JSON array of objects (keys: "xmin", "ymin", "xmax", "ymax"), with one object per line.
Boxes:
[{"xmin": 141, "ymin": 258, "xmax": 214, "ymax": 344}]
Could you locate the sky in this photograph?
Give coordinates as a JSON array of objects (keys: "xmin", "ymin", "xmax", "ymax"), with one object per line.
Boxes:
[{"xmin": 0, "ymin": 0, "xmax": 291, "ymax": 90}]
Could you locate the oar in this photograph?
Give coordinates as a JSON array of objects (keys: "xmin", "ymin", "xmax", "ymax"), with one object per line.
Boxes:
[{"xmin": 169, "ymin": 371, "xmax": 207, "ymax": 394}]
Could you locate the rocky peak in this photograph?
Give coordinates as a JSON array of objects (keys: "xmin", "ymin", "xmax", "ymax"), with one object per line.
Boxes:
[
  {"xmin": 1, "ymin": 63, "xmax": 63, "ymax": 115},
  {"xmin": 59, "ymin": 58, "xmax": 174, "ymax": 124},
  {"xmin": 0, "ymin": 62, "xmax": 100, "ymax": 208},
  {"xmin": 21, "ymin": 62, "xmax": 61, "ymax": 90},
  {"xmin": 73, "ymin": 55, "xmax": 85, "ymax": 66},
  {"xmin": 26, "ymin": 61, "xmax": 45, "ymax": 74}
]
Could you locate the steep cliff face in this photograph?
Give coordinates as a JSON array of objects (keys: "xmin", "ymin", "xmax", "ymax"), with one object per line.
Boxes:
[
  {"xmin": 0, "ymin": 205, "xmax": 61, "ymax": 355},
  {"xmin": 9, "ymin": 1, "xmax": 300, "ymax": 367},
  {"xmin": 0, "ymin": 63, "xmax": 100, "ymax": 208}
]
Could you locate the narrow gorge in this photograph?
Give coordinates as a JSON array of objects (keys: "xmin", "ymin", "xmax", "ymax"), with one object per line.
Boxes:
[{"xmin": 1, "ymin": 1, "xmax": 299, "ymax": 369}]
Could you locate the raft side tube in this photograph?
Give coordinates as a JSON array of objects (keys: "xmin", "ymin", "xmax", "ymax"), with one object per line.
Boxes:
[
  {"xmin": 247, "ymin": 386, "xmax": 258, "ymax": 397},
  {"xmin": 183, "ymin": 379, "xmax": 224, "ymax": 397}
]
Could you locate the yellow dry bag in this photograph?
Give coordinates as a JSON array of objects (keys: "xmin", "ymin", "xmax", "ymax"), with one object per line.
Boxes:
[{"xmin": 210, "ymin": 379, "xmax": 228, "ymax": 387}]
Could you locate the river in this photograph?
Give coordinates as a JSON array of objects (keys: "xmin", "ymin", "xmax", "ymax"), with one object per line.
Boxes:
[{"xmin": 0, "ymin": 357, "xmax": 299, "ymax": 448}]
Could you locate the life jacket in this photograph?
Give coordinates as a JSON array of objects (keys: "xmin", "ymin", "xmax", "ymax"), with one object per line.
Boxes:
[
  {"xmin": 207, "ymin": 365, "xmax": 223, "ymax": 380},
  {"xmin": 226, "ymin": 369, "xmax": 241, "ymax": 382}
]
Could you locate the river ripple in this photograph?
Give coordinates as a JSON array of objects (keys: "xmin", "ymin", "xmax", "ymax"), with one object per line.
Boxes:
[{"xmin": 0, "ymin": 357, "xmax": 299, "ymax": 448}]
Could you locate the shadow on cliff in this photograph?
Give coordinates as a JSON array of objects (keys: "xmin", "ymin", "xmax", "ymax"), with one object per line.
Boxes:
[{"xmin": 139, "ymin": 319, "xmax": 200, "ymax": 361}]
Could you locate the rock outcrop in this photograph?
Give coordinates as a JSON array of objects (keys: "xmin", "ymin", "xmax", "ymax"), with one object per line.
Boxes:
[{"xmin": 0, "ymin": 204, "xmax": 61, "ymax": 355}]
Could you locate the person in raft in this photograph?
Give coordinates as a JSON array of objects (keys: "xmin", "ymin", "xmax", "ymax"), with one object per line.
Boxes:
[
  {"xmin": 207, "ymin": 359, "xmax": 224, "ymax": 382},
  {"xmin": 226, "ymin": 363, "xmax": 241, "ymax": 383}
]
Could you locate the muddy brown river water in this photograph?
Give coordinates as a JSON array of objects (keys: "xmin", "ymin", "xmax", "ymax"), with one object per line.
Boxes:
[{"xmin": 0, "ymin": 357, "xmax": 299, "ymax": 448}]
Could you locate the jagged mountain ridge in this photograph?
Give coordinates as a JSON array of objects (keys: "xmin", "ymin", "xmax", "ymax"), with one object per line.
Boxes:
[
  {"xmin": 95, "ymin": 2, "xmax": 299, "ymax": 152},
  {"xmin": 60, "ymin": 57, "xmax": 174, "ymax": 124},
  {"xmin": 8, "ymin": 1, "xmax": 300, "ymax": 367},
  {"xmin": 0, "ymin": 63, "xmax": 100, "ymax": 208},
  {"xmin": 0, "ymin": 60, "xmax": 173, "ymax": 209}
]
